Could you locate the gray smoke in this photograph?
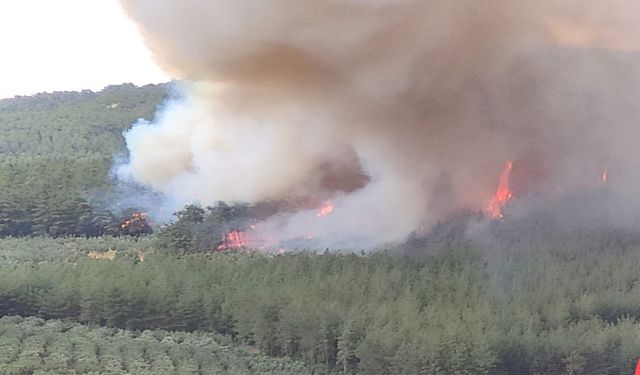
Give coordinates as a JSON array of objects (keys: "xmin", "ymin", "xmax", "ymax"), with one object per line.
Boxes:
[{"xmin": 118, "ymin": 0, "xmax": 640, "ymax": 247}]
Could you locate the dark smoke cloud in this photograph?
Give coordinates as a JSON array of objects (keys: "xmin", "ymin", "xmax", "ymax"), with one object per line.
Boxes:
[{"xmin": 118, "ymin": 0, "xmax": 640, "ymax": 247}]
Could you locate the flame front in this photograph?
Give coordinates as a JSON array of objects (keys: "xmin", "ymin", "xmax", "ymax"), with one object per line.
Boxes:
[
  {"xmin": 216, "ymin": 229, "xmax": 249, "ymax": 251},
  {"xmin": 485, "ymin": 161, "xmax": 514, "ymax": 219},
  {"xmin": 120, "ymin": 212, "xmax": 148, "ymax": 229},
  {"xmin": 216, "ymin": 201, "xmax": 337, "ymax": 252},
  {"xmin": 315, "ymin": 200, "xmax": 335, "ymax": 218}
]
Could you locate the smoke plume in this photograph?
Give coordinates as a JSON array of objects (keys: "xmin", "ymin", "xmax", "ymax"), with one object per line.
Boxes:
[{"xmin": 118, "ymin": 0, "xmax": 640, "ymax": 247}]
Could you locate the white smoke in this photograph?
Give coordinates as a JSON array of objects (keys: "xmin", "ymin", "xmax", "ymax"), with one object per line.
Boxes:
[{"xmin": 119, "ymin": 0, "xmax": 640, "ymax": 247}]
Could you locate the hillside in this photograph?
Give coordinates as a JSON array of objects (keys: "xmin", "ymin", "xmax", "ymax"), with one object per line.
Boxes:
[
  {"xmin": 0, "ymin": 84, "xmax": 167, "ymax": 237},
  {"xmin": 2, "ymin": 84, "xmax": 640, "ymax": 374},
  {"xmin": 0, "ymin": 316, "xmax": 327, "ymax": 375},
  {"xmin": 0, "ymin": 235, "xmax": 640, "ymax": 374}
]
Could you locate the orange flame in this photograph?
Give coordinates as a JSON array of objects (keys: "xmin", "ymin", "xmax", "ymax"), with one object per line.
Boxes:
[
  {"xmin": 216, "ymin": 200, "xmax": 336, "ymax": 252},
  {"xmin": 216, "ymin": 229, "xmax": 249, "ymax": 251},
  {"xmin": 315, "ymin": 200, "xmax": 335, "ymax": 218},
  {"xmin": 485, "ymin": 161, "xmax": 514, "ymax": 219},
  {"xmin": 120, "ymin": 212, "xmax": 148, "ymax": 229}
]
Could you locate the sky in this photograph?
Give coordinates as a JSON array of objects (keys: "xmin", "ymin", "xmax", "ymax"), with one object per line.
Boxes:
[{"xmin": 0, "ymin": 0, "xmax": 169, "ymax": 99}]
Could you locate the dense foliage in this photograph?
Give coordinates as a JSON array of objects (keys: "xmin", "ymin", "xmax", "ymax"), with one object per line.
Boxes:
[
  {"xmin": 0, "ymin": 315, "xmax": 326, "ymax": 375},
  {"xmin": 0, "ymin": 235, "xmax": 640, "ymax": 374},
  {"xmin": 155, "ymin": 203, "xmax": 267, "ymax": 253},
  {"xmin": 0, "ymin": 84, "xmax": 166, "ymax": 237},
  {"xmin": 0, "ymin": 236, "xmax": 151, "ymax": 264},
  {"xmin": 3, "ymin": 85, "xmax": 640, "ymax": 374}
]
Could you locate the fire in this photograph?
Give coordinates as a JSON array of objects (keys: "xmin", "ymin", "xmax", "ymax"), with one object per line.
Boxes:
[
  {"xmin": 316, "ymin": 200, "xmax": 335, "ymax": 218},
  {"xmin": 485, "ymin": 161, "xmax": 514, "ymax": 219},
  {"xmin": 120, "ymin": 212, "xmax": 149, "ymax": 229},
  {"xmin": 216, "ymin": 229, "xmax": 249, "ymax": 251},
  {"xmin": 216, "ymin": 200, "xmax": 337, "ymax": 252},
  {"xmin": 601, "ymin": 169, "xmax": 608, "ymax": 184},
  {"xmin": 216, "ymin": 224, "xmax": 278, "ymax": 252}
]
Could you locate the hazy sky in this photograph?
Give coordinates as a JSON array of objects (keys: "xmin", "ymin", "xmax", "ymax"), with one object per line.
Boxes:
[{"xmin": 0, "ymin": 0, "xmax": 168, "ymax": 99}]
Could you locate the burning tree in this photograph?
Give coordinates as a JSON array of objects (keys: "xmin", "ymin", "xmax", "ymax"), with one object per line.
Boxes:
[
  {"xmin": 216, "ymin": 229, "xmax": 249, "ymax": 251},
  {"xmin": 156, "ymin": 203, "xmax": 255, "ymax": 253},
  {"xmin": 118, "ymin": 211, "xmax": 153, "ymax": 236},
  {"xmin": 485, "ymin": 161, "xmax": 514, "ymax": 220}
]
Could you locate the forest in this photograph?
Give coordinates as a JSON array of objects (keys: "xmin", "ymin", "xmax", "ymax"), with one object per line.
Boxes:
[
  {"xmin": 0, "ymin": 86, "xmax": 640, "ymax": 374},
  {"xmin": 0, "ymin": 315, "xmax": 323, "ymax": 375},
  {"xmin": 0, "ymin": 84, "xmax": 165, "ymax": 237},
  {"xmin": 1, "ymin": 232, "xmax": 640, "ymax": 374}
]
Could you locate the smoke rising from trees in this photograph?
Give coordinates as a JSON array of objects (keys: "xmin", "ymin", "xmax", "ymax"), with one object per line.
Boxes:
[{"xmin": 119, "ymin": 0, "xmax": 640, "ymax": 247}]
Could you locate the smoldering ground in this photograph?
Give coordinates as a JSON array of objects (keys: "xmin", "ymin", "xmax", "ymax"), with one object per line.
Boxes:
[{"xmin": 118, "ymin": 0, "xmax": 640, "ymax": 247}]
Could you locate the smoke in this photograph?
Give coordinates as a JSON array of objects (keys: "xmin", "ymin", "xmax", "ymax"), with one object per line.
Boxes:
[{"xmin": 118, "ymin": 0, "xmax": 640, "ymax": 247}]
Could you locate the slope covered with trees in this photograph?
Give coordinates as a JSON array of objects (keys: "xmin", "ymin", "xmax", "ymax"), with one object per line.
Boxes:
[
  {"xmin": 2, "ymin": 86, "xmax": 640, "ymax": 374},
  {"xmin": 0, "ymin": 84, "xmax": 166, "ymax": 237},
  {"xmin": 0, "ymin": 315, "xmax": 327, "ymax": 375},
  {"xmin": 0, "ymin": 234, "xmax": 640, "ymax": 374}
]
